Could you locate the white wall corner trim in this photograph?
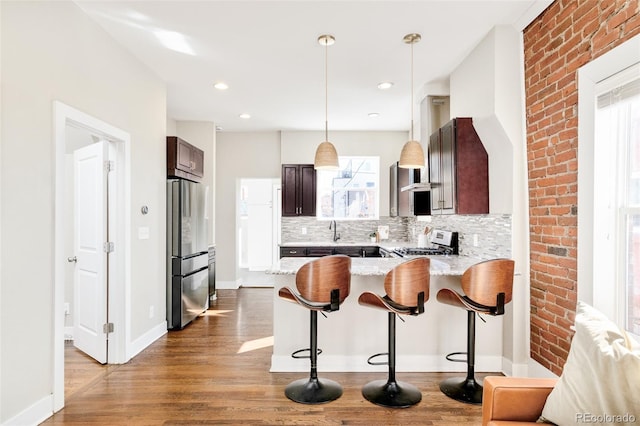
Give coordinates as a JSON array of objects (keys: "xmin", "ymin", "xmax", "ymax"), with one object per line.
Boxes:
[{"xmin": 127, "ymin": 322, "xmax": 168, "ymax": 360}]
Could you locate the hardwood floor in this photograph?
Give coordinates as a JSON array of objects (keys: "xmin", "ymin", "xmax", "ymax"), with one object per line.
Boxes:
[{"xmin": 45, "ymin": 288, "xmax": 488, "ymax": 425}]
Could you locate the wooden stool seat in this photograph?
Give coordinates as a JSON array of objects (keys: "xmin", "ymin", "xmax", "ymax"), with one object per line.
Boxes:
[
  {"xmin": 358, "ymin": 257, "xmax": 430, "ymax": 408},
  {"xmin": 436, "ymin": 258, "xmax": 515, "ymax": 405},
  {"xmin": 278, "ymin": 254, "xmax": 351, "ymax": 404}
]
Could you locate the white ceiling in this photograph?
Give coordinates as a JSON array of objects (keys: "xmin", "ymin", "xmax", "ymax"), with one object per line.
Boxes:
[{"xmin": 75, "ymin": 1, "xmax": 551, "ymax": 132}]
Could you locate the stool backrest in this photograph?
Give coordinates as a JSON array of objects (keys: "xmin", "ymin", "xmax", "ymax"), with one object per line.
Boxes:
[
  {"xmin": 296, "ymin": 254, "xmax": 351, "ymax": 304},
  {"xmin": 384, "ymin": 257, "xmax": 430, "ymax": 306},
  {"xmin": 461, "ymin": 259, "xmax": 515, "ymax": 307}
]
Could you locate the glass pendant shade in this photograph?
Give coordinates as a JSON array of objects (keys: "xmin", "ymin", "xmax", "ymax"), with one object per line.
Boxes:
[
  {"xmin": 314, "ymin": 141, "xmax": 339, "ymax": 170},
  {"xmin": 399, "ymin": 140, "xmax": 425, "ymax": 169}
]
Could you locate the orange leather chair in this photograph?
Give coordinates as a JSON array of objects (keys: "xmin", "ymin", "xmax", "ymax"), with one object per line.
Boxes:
[
  {"xmin": 278, "ymin": 254, "xmax": 351, "ymax": 404},
  {"xmin": 482, "ymin": 376, "xmax": 558, "ymax": 425}
]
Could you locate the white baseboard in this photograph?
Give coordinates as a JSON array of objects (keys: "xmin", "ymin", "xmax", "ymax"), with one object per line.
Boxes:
[
  {"xmin": 270, "ymin": 355, "xmax": 504, "ymax": 373},
  {"xmin": 127, "ymin": 321, "xmax": 167, "ymax": 360},
  {"xmin": 216, "ymin": 280, "xmax": 240, "ymax": 290},
  {"xmin": 527, "ymin": 358, "xmax": 558, "ymax": 378},
  {"xmin": 509, "ymin": 360, "xmax": 530, "ymax": 377},
  {"xmin": 3, "ymin": 394, "xmax": 52, "ymax": 426}
]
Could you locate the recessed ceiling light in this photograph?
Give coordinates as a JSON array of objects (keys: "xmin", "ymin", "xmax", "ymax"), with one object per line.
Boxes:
[
  {"xmin": 377, "ymin": 82, "xmax": 394, "ymax": 90},
  {"xmin": 213, "ymin": 82, "xmax": 228, "ymax": 90},
  {"xmin": 239, "ymin": 113, "xmax": 251, "ymax": 119},
  {"xmin": 368, "ymin": 112, "xmax": 380, "ymax": 118}
]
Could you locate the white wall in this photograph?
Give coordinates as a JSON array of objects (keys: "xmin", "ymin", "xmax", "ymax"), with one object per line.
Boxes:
[
  {"xmin": 174, "ymin": 121, "xmax": 217, "ymax": 245},
  {"xmin": 449, "ymin": 26, "xmax": 530, "ymax": 375},
  {"xmin": 216, "ymin": 132, "xmax": 282, "ymax": 285},
  {"xmin": 1, "ymin": 2, "xmax": 166, "ymax": 422}
]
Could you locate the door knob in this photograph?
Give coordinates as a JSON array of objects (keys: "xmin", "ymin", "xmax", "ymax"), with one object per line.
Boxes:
[{"xmin": 67, "ymin": 256, "xmax": 77, "ymax": 263}]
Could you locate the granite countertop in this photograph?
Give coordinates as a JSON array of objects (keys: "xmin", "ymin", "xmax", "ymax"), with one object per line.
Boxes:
[
  {"xmin": 280, "ymin": 241, "xmax": 419, "ymax": 249},
  {"xmin": 267, "ymin": 255, "xmax": 483, "ymax": 277}
]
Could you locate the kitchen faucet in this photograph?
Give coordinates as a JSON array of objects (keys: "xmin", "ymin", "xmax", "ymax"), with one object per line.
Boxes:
[{"xmin": 329, "ymin": 220, "xmax": 341, "ymax": 242}]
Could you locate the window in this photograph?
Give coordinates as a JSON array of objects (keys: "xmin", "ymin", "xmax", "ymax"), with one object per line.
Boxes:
[
  {"xmin": 316, "ymin": 156, "xmax": 379, "ymax": 220},
  {"xmin": 595, "ymin": 67, "xmax": 640, "ymax": 336}
]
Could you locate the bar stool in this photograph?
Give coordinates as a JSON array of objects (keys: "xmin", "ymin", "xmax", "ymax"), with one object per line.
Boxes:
[
  {"xmin": 436, "ymin": 258, "xmax": 515, "ymax": 404},
  {"xmin": 358, "ymin": 257, "xmax": 430, "ymax": 408},
  {"xmin": 278, "ymin": 254, "xmax": 351, "ymax": 404}
]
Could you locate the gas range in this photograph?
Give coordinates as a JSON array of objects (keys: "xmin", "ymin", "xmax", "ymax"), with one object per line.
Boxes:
[{"xmin": 391, "ymin": 230, "xmax": 458, "ymax": 258}]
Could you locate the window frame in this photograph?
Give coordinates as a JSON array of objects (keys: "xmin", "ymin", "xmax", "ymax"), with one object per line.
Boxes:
[
  {"xmin": 577, "ymin": 35, "xmax": 640, "ymax": 337},
  {"xmin": 315, "ymin": 156, "xmax": 380, "ymax": 221}
]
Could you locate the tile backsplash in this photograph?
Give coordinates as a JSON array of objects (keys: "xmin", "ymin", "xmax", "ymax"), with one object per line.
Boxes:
[{"xmin": 281, "ymin": 214, "xmax": 511, "ymax": 259}]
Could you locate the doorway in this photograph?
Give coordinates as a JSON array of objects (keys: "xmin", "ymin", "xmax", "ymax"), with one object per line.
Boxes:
[
  {"xmin": 53, "ymin": 101, "xmax": 131, "ymax": 411},
  {"xmin": 236, "ymin": 178, "xmax": 280, "ymax": 287}
]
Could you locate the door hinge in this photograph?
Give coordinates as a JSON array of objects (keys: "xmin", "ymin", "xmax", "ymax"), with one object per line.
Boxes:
[
  {"xmin": 103, "ymin": 241, "xmax": 115, "ymax": 253},
  {"xmin": 103, "ymin": 322, "xmax": 114, "ymax": 334},
  {"xmin": 104, "ymin": 160, "xmax": 115, "ymax": 172}
]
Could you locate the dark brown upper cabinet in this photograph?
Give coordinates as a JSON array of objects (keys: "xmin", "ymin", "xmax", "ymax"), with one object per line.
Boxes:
[
  {"xmin": 428, "ymin": 118, "xmax": 488, "ymax": 214},
  {"xmin": 167, "ymin": 136, "xmax": 204, "ymax": 182},
  {"xmin": 281, "ymin": 164, "xmax": 316, "ymax": 216}
]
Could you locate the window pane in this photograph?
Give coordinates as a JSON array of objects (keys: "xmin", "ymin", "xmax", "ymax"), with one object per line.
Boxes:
[
  {"xmin": 620, "ymin": 79, "xmax": 640, "ymax": 336},
  {"xmin": 627, "ymin": 214, "xmax": 640, "ymax": 335},
  {"xmin": 316, "ymin": 156, "xmax": 379, "ymax": 220},
  {"xmin": 627, "ymin": 97, "xmax": 640, "ymax": 206}
]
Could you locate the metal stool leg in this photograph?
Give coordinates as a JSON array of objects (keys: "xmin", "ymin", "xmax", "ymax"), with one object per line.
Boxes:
[
  {"xmin": 362, "ymin": 312, "xmax": 422, "ymax": 408},
  {"xmin": 284, "ymin": 310, "xmax": 342, "ymax": 404},
  {"xmin": 440, "ymin": 310, "xmax": 483, "ymax": 404}
]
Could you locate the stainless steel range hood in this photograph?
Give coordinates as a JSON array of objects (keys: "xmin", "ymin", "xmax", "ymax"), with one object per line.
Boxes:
[
  {"xmin": 401, "ymin": 182, "xmax": 431, "ymax": 192},
  {"xmin": 390, "ymin": 162, "xmax": 431, "ymax": 216}
]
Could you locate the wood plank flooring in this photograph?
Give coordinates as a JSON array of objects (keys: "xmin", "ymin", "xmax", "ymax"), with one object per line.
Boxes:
[{"xmin": 45, "ymin": 288, "xmax": 489, "ymax": 425}]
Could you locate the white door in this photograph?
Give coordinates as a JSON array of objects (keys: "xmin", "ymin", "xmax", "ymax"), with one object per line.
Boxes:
[
  {"xmin": 246, "ymin": 179, "xmax": 274, "ymax": 271},
  {"xmin": 73, "ymin": 141, "xmax": 108, "ymax": 364}
]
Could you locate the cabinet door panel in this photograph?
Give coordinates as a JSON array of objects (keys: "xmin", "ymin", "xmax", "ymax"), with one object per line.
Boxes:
[
  {"xmin": 177, "ymin": 139, "xmax": 193, "ymax": 172},
  {"xmin": 190, "ymin": 146, "xmax": 204, "ymax": 177},
  {"xmin": 440, "ymin": 121, "xmax": 456, "ymax": 213},
  {"xmin": 429, "ymin": 130, "xmax": 442, "ymax": 212},
  {"xmin": 299, "ymin": 165, "xmax": 316, "ymax": 216},
  {"xmin": 281, "ymin": 165, "xmax": 299, "ymax": 216}
]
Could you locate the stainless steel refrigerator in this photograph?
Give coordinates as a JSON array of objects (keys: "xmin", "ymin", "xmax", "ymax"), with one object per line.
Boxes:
[{"xmin": 167, "ymin": 179, "xmax": 208, "ymax": 330}]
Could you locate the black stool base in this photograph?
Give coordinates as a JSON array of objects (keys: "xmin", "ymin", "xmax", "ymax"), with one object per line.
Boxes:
[
  {"xmin": 439, "ymin": 377, "xmax": 483, "ymax": 405},
  {"xmin": 362, "ymin": 379, "xmax": 422, "ymax": 408},
  {"xmin": 284, "ymin": 377, "xmax": 342, "ymax": 404}
]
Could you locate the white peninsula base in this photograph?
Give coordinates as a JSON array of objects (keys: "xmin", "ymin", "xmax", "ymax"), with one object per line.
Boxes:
[{"xmin": 269, "ymin": 257, "xmax": 505, "ymax": 373}]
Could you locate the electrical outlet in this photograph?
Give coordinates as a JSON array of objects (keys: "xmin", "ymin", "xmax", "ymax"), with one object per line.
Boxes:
[
  {"xmin": 301, "ymin": 227, "xmax": 307, "ymax": 235},
  {"xmin": 149, "ymin": 305, "xmax": 154, "ymax": 319},
  {"xmin": 64, "ymin": 303, "xmax": 70, "ymax": 315},
  {"xmin": 473, "ymin": 234, "xmax": 479, "ymax": 247}
]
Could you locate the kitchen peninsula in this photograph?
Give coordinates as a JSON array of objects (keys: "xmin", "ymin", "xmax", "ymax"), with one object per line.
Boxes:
[{"xmin": 268, "ymin": 253, "xmax": 505, "ymax": 373}]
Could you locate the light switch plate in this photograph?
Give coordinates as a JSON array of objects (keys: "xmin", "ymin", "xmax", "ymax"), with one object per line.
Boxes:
[{"xmin": 138, "ymin": 226, "xmax": 150, "ymax": 240}]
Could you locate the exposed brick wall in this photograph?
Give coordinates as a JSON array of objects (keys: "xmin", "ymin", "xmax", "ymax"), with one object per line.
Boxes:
[{"xmin": 523, "ymin": 0, "xmax": 639, "ymax": 375}]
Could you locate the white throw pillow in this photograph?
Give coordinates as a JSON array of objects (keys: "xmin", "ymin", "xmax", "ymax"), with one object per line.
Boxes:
[{"xmin": 540, "ymin": 301, "xmax": 640, "ymax": 425}]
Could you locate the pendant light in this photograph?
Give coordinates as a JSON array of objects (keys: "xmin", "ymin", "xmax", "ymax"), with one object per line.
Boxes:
[
  {"xmin": 399, "ymin": 33, "xmax": 425, "ymax": 169},
  {"xmin": 314, "ymin": 34, "xmax": 339, "ymax": 170}
]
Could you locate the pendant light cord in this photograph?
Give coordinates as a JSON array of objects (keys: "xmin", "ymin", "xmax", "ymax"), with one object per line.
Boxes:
[
  {"xmin": 325, "ymin": 39, "xmax": 329, "ymax": 142},
  {"xmin": 410, "ymin": 40, "xmax": 414, "ymax": 141}
]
